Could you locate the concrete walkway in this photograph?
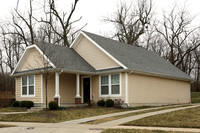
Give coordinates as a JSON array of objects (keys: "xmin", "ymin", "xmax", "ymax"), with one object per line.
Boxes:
[
  {"xmin": 61, "ymin": 105, "xmax": 178, "ymax": 124},
  {"xmin": 98, "ymin": 104, "xmax": 200, "ymax": 127},
  {"xmin": 0, "ymin": 104, "xmax": 199, "ymax": 133},
  {"xmin": 0, "ymin": 112, "xmax": 28, "ymax": 115}
]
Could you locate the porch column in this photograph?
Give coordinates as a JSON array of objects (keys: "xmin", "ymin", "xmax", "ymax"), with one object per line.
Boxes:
[
  {"xmin": 75, "ymin": 73, "xmax": 81, "ymax": 104},
  {"xmin": 54, "ymin": 72, "xmax": 60, "ymax": 106}
]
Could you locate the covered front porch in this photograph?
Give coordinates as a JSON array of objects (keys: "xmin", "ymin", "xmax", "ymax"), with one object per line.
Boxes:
[{"xmin": 43, "ymin": 72, "xmax": 93, "ymax": 106}]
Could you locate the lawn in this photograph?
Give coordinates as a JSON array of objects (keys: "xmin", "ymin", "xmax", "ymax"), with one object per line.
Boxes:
[
  {"xmin": 84, "ymin": 106, "xmax": 184, "ymax": 125},
  {"xmin": 0, "ymin": 107, "xmax": 26, "ymax": 112},
  {"xmin": 122, "ymin": 107, "xmax": 200, "ymax": 128},
  {"xmin": 191, "ymin": 92, "xmax": 200, "ymax": 103},
  {"xmin": 101, "ymin": 129, "xmax": 193, "ymax": 133},
  {"xmin": 0, "ymin": 107, "xmax": 130, "ymax": 123}
]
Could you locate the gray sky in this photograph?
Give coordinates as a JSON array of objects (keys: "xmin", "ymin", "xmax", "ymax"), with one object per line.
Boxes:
[{"xmin": 0, "ymin": 0, "xmax": 200, "ymax": 35}]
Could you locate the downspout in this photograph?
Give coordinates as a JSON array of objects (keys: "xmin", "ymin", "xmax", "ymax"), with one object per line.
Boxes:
[
  {"xmin": 58, "ymin": 69, "xmax": 63, "ymax": 75},
  {"xmin": 125, "ymin": 71, "xmax": 134, "ymax": 107}
]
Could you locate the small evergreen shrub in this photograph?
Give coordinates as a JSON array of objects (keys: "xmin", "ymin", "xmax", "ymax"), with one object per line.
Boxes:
[
  {"xmin": 20, "ymin": 101, "xmax": 27, "ymax": 107},
  {"xmin": 25, "ymin": 101, "xmax": 34, "ymax": 108},
  {"xmin": 97, "ymin": 99, "xmax": 105, "ymax": 107},
  {"xmin": 106, "ymin": 99, "xmax": 114, "ymax": 107},
  {"xmin": 12, "ymin": 101, "xmax": 20, "ymax": 107},
  {"xmin": 49, "ymin": 101, "xmax": 58, "ymax": 110}
]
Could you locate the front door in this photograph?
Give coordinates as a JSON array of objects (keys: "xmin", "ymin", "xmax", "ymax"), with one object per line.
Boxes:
[{"xmin": 83, "ymin": 78, "xmax": 90, "ymax": 103}]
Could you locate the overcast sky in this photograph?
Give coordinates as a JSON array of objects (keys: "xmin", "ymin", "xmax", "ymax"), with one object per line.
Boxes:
[{"xmin": 0, "ymin": 0, "xmax": 200, "ymax": 35}]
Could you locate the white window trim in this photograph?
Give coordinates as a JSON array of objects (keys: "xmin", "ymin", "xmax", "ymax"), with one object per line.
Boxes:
[
  {"xmin": 99, "ymin": 73, "xmax": 122, "ymax": 97},
  {"xmin": 21, "ymin": 75, "xmax": 35, "ymax": 97}
]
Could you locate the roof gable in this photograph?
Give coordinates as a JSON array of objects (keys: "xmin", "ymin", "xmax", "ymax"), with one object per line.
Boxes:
[
  {"xmin": 11, "ymin": 45, "xmax": 56, "ymax": 75},
  {"xmin": 70, "ymin": 31, "xmax": 127, "ymax": 70}
]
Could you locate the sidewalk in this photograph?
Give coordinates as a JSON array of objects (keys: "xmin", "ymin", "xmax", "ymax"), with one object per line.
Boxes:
[
  {"xmin": 0, "ymin": 112, "xmax": 28, "ymax": 115},
  {"xmin": 98, "ymin": 104, "xmax": 200, "ymax": 127},
  {"xmin": 61, "ymin": 105, "xmax": 180, "ymax": 124}
]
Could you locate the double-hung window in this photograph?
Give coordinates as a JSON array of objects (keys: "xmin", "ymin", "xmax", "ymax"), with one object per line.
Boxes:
[
  {"xmin": 22, "ymin": 75, "xmax": 35, "ymax": 97},
  {"xmin": 100, "ymin": 73, "xmax": 121, "ymax": 96}
]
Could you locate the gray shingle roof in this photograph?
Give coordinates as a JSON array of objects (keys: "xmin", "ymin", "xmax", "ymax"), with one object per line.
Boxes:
[
  {"xmin": 36, "ymin": 43, "xmax": 96, "ymax": 72},
  {"xmin": 83, "ymin": 31, "xmax": 192, "ymax": 81}
]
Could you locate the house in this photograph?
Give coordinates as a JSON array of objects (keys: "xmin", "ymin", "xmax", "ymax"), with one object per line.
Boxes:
[{"xmin": 11, "ymin": 31, "xmax": 192, "ymax": 107}]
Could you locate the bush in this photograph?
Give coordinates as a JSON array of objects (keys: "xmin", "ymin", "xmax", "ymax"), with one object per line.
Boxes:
[
  {"xmin": 49, "ymin": 101, "xmax": 58, "ymax": 110},
  {"xmin": 114, "ymin": 99, "xmax": 124, "ymax": 108},
  {"xmin": 12, "ymin": 101, "xmax": 20, "ymax": 107},
  {"xmin": 19, "ymin": 101, "xmax": 34, "ymax": 108},
  {"xmin": 25, "ymin": 101, "xmax": 34, "ymax": 108},
  {"xmin": 97, "ymin": 99, "xmax": 105, "ymax": 107},
  {"xmin": 20, "ymin": 101, "xmax": 27, "ymax": 107},
  {"xmin": 106, "ymin": 99, "xmax": 114, "ymax": 107}
]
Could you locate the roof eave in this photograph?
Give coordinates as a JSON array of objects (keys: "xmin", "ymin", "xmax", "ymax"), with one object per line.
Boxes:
[{"xmin": 129, "ymin": 70, "xmax": 193, "ymax": 82}]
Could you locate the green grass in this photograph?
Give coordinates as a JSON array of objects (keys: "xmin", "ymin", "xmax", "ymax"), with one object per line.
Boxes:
[
  {"xmin": 191, "ymin": 92, "xmax": 200, "ymax": 103},
  {"xmin": 84, "ymin": 106, "xmax": 187, "ymax": 125},
  {"xmin": 123, "ymin": 106, "xmax": 200, "ymax": 128},
  {"xmin": 0, "ymin": 107, "xmax": 27, "ymax": 112},
  {"xmin": 0, "ymin": 107, "xmax": 130, "ymax": 123},
  {"xmin": 101, "ymin": 129, "xmax": 193, "ymax": 133}
]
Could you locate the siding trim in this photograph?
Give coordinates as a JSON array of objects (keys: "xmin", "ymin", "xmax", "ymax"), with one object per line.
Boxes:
[
  {"xmin": 125, "ymin": 72, "xmax": 129, "ymax": 106},
  {"xmin": 41, "ymin": 74, "xmax": 43, "ymax": 103}
]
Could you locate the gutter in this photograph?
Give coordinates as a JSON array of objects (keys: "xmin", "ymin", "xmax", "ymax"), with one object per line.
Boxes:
[{"xmin": 12, "ymin": 67, "xmax": 192, "ymax": 82}]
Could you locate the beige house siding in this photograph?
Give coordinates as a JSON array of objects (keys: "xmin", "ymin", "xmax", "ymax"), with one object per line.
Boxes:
[
  {"xmin": 60, "ymin": 73, "xmax": 76, "ymax": 103},
  {"xmin": 42, "ymin": 74, "xmax": 55, "ymax": 103},
  {"xmin": 91, "ymin": 73, "xmax": 126, "ymax": 102},
  {"xmin": 74, "ymin": 37, "xmax": 120, "ymax": 70},
  {"xmin": 128, "ymin": 73, "xmax": 191, "ymax": 106},
  {"xmin": 17, "ymin": 48, "xmax": 48, "ymax": 72},
  {"xmin": 42, "ymin": 73, "xmax": 80, "ymax": 104},
  {"xmin": 15, "ymin": 74, "xmax": 42, "ymax": 103}
]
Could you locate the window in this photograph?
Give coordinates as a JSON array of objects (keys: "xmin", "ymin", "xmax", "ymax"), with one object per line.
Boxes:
[
  {"xmin": 111, "ymin": 74, "xmax": 120, "ymax": 94},
  {"xmin": 22, "ymin": 75, "xmax": 35, "ymax": 96},
  {"xmin": 100, "ymin": 74, "xmax": 121, "ymax": 96},
  {"xmin": 101, "ymin": 76, "xmax": 109, "ymax": 95}
]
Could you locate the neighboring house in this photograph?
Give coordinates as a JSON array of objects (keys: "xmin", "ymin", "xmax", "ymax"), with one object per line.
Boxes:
[{"xmin": 11, "ymin": 31, "xmax": 192, "ymax": 107}]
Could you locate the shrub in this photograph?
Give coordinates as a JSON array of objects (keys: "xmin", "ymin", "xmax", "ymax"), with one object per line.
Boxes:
[
  {"xmin": 20, "ymin": 101, "xmax": 27, "ymax": 107},
  {"xmin": 114, "ymin": 99, "xmax": 124, "ymax": 108},
  {"xmin": 12, "ymin": 101, "xmax": 20, "ymax": 107},
  {"xmin": 97, "ymin": 99, "xmax": 105, "ymax": 107},
  {"xmin": 49, "ymin": 101, "xmax": 58, "ymax": 110},
  {"xmin": 25, "ymin": 101, "xmax": 34, "ymax": 108},
  {"xmin": 106, "ymin": 99, "xmax": 114, "ymax": 107}
]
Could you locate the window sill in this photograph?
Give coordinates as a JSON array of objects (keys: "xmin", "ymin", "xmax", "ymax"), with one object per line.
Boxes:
[
  {"xmin": 99, "ymin": 94, "xmax": 122, "ymax": 97},
  {"xmin": 21, "ymin": 95, "xmax": 35, "ymax": 98}
]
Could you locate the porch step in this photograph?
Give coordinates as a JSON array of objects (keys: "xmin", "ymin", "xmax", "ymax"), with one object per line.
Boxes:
[{"xmin": 27, "ymin": 107, "xmax": 44, "ymax": 112}]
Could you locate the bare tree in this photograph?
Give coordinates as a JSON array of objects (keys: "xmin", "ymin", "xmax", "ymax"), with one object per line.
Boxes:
[
  {"xmin": 41, "ymin": 0, "xmax": 87, "ymax": 46},
  {"xmin": 11, "ymin": 0, "xmax": 36, "ymax": 46},
  {"xmin": 155, "ymin": 6, "xmax": 200, "ymax": 73},
  {"xmin": 104, "ymin": 0, "xmax": 153, "ymax": 46}
]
